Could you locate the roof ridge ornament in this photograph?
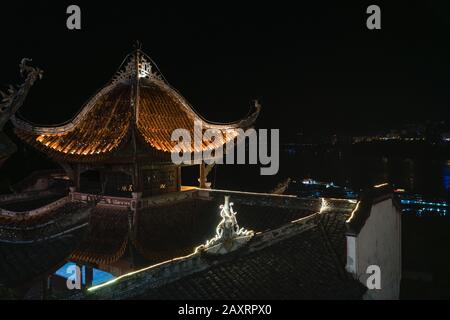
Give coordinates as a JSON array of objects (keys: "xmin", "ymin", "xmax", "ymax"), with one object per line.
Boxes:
[
  {"xmin": 137, "ymin": 53, "xmax": 162, "ymax": 80},
  {"xmin": 112, "ymin": 49, "xmax": 163, "ymax": 85},
  {"xmin": 134, "ymin": 40, "xmax": 142, "ymax": 50},
  {"xmin": 195, "ymin": 195, "xmax": 254, "ymax": 255},
  {"xmin": 1, "ymin": 58, "xmax": 43, "ymax": 130}
]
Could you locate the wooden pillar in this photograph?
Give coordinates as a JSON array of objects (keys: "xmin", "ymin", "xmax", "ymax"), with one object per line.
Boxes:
[
  {"xmin": 177, "ymin": 166, "xmax": 182, "ymax": 191},
  {"xmin": 128, "ymin": 238, "xmax": 136, "ymax": 269},
  {"xmin": 100, "ymin": 171, "xmax": 106, "ymax": 194},
  {"xmin": 132, "ymin": 163, "xmax": 142, "ymax": 193},
  {"xmin": 131, "ymin": 192, "xmax": 141, "ymax": 247},
  {"xmin": 128, "ymin": 208, "xmax": 137, "ymax": 268},
  {"xmin": 75, "ymin": 164, "xmax": 81, "ymax": 191},
  {"xmin": 58, "ymin": 162, "xmax": 76, "ymax": 187},
  {"xmin": 199, "ymin": 162, "xmax": 206, "ymax": 188}
]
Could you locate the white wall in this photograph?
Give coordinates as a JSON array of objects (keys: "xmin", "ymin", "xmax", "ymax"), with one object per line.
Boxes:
[{"xmin": 346, "ymin": 198, "xmax": 402, "ymax": 299}]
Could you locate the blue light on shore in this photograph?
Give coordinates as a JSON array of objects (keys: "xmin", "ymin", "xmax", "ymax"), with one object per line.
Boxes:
[{"xmin": 400, "ymin": 199, "xmax": 448, "ymax": 207}]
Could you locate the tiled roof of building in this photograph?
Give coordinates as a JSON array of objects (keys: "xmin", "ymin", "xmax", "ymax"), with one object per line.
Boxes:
[
  {"xmin": 73, "ymin": 198, "xmax": 318, "ymax": 266},
  {"xmin": 0, "ymin": 227, "xmax": 87, "ymax": 287},
  {"xmin": 133, "ymin": 200, "xmax": 219, "ymax": 263},
  {"xmin": 0, "ymin": 196, "xmax": 92, "ymax": 286},
  {"xmin": 135, "ymin": 225, "xmax": 365, "ymax": 300},
  {"xmin": 69, "ymin": 205, "xmax": 129, "ymax": 265},
  {"xmin": 78, "ymin": 195, "xmax": 365, "ymax": 300},
  {"xmin": 318, "ymin": 208, "xmax": 349, "ymax": 265},
  {"xmin": 15, "ymin": 83, "xmax": 132, "ymax": 161},
  {"xmin": 12, "ymin": 50, "xmax": 260, "ymax": 163}
]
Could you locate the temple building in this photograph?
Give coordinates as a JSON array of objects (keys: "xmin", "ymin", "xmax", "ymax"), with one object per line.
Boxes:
[
  {"xmin": 0, "ymin": 48, "xmax": 401, "ymax": 300},
  {"xmin": 12, "ymin": 48, "xmax": 259, "ymax": 198}
]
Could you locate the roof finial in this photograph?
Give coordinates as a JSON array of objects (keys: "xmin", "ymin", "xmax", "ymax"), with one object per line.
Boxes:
[
  {"xmin": 254, "ymin": 99, "xmax": 261, "ymax": 111},
  {"xmin": 134, "ymin": 40, "xmax": 142, "ymax": 51}
]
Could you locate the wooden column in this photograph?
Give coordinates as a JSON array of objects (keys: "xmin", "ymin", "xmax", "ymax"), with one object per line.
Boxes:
[
  {"xmin": 74, "ymin": 164, "xmax": 81, "ymax": 191},
  {"xmin": 199, "ymin": 162, "xmax": 206, "ymax": 188},
  {"xmin": 128, "ymin": 208, "xmax": 137, "ymax": 268},
  {"xmin": 177, "ymin": 166, "xmax": 182, "ymax": 191},
  {"xmin": 128, "ymin": 239, "xmax": 136, "ymax": 269}
]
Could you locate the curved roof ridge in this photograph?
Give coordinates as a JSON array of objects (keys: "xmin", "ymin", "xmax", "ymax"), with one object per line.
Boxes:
[
  {"xmin": 136, "ymin": 50, "xmax": 260, "ymax": 129},
  {"xmin": 154, "ymin": 77, "xmax": 261, "ymax": 129},
  {"xmin": 10, "ymin": 52, "xmax": 140, "ymax": 135},
  {"xmin": 12, "ymin": 83, "xmax": 122, "ymax": 135},
  {"xmin": 12, "ymin": 48, "xmax": 260, "ymax": 135},
  {"xmin": 10, "ymin": 50, "xmax": 171, "ymax": 134},
  {"xmin": 12, "ymin": 46, "xmax": 261, "ymax": 160}
]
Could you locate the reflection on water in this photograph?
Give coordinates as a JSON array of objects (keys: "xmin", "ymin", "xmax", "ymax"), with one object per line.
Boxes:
[
  {"xmin": 281, "ymin": 148, "xmax": 450, "ymax": 198},
  {"xmin": 403, "ymin": 158, "xmax": 415, "ymax": 192},
  {"xmin": 397, "ymin": 193, "xmax": 448, "ymax": 217},
  {"xmin": 442, "ymin": 163, "xmax": 450, "ymax": 193}
]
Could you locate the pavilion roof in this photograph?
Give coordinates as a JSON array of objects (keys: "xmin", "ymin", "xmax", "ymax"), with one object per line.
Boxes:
[{"xmin": 12, "ymin": 49, "xmax": 260, "ymax": 163}]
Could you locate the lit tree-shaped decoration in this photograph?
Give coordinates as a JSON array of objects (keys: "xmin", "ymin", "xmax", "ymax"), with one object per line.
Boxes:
[{"xmin": 196, "ymin": 195, "xmax": 254, "ymax": 255}]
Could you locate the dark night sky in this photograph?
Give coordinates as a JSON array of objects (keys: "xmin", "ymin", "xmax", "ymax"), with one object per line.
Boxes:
[{"xmin": 0, "ymin": 1, "xmax": 448, "ymax": 138}]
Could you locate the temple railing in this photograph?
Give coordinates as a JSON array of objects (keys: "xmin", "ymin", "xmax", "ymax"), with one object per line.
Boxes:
[
  {"xmin": 70, "ymin": 188, "xmax": 198, "ymax": 210},
  {"xmin": 138, "ymin": 189, "xmax": 196, "ymax": 209},
  {"xmin": 195, "ymin": 188, "xmax": 357, "ymax": 213},
  {"xmin": 70, "ymin": 192, "xmax": 132, "ymax": 207},
  {"xmin": 194, "ymin": 187, "xmax": 319, "ymax": 211},
  {"xmin": 69, "ymin": 187, "xmax": 357, "ymax": 213},
  {"xmin": 0, "ymin": 196, "xmax": 69, "ymax": 217}
]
